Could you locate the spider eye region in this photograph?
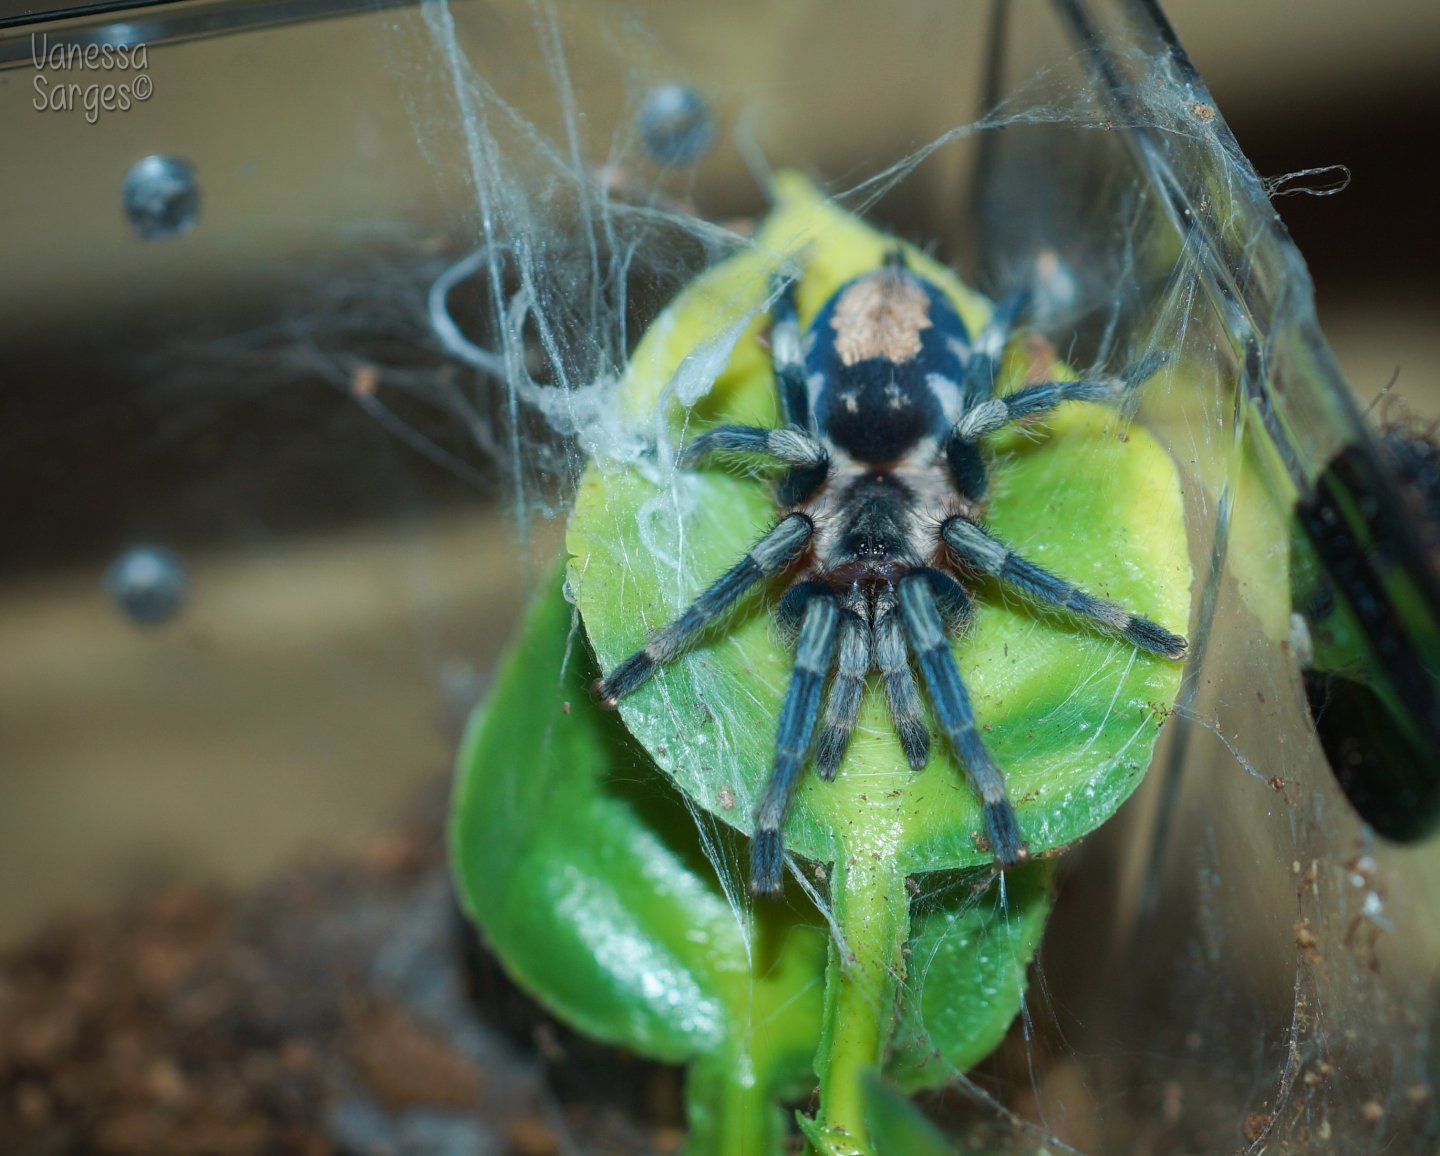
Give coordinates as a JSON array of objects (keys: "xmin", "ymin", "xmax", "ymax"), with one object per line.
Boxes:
[
  {"xmin": 809, "ymin": 266, "xmax": 971, "ymax": 465},
  {"xmin": 836, "ymin": 473, "xmax": 916, "ymax": 569}
]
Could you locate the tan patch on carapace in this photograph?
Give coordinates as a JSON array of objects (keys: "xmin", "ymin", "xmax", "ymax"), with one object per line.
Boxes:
[{"xmin": 831, "ymin": 271, "xmax": 931, "ymax": 366}]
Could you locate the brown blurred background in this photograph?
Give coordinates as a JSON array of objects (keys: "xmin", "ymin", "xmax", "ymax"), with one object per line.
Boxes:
[{"xmin": 0, "ymin": 0, "xmax": 1436, "ymax": 941}]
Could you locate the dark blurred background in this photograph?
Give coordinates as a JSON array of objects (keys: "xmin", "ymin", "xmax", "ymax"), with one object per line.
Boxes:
[{"xmin": 1169, "ymin": 0, "xmax": 1439, "ymax": 406}]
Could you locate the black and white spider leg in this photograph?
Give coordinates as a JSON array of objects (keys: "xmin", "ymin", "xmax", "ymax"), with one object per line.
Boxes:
[
  {"xmin": 769, "ymin": 275, "xmax": 812, "ymax": 430},
  {"xmin": 897, "ymin": 572, "xmax": 1028, "ymax": 866},
  {"xmin": 873, "ymin": 605, "xmax": 930, "ymax": 772},
  {"xmin": 813, "ymin": 608, "xmax": 870, "ymax": 781},
  {"xmin": 752, "ymin": 590, "xmax": 841, "ymax": 895},
  {"xmin": 595, "ymin": 512, "xmax": 815, "ymax": 706},
  {"xmin": 958, "ymin": 289, "xmax": 1030, "ymax": 402},
  {"xmin": 941, "ymin": 516, "xmax": 1187, "ymax": 659},
  {"xmin": 952, "ymin": 350, "xmax": 1171, "ymax": 443},
  {"xmin": 679, "ymin": 425, "xmax": 828, "ymax": 470}
]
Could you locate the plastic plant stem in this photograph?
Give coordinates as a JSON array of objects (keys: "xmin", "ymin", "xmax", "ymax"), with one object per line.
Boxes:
[{"xmin": 806, "ymin": 853, "xmax": 910, "ymax": 1155}]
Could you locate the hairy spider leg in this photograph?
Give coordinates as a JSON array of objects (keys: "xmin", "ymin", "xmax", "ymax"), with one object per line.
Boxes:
[
  {"xmin": 941, "ymin": 517, "xmax": 1187, "ymax": 660},
  {"xmin": 752, "ymin": 591, "xmax": 841, "ymax": 894},
  {"xmin": 762, "ymin": 275, "xmax": 835, "ymax": 506},
  {"xmin": 935, "ymin": 294, "xmax": 1030, "ymax": 502},
  {"xmin": 595, "ymin": 512, "xmax": 814, "ymax": 706},
  {"xmin": 679, "ymin": 425, "xmax": 827, "ymax": 469},
  {"xmin": 680, "ymin": 423, "xmax": 830, "ymax": 509},
  {"xmin": 814, "ymin": 608, "xmax": 871, "ymax": 780},
  {"xmin": 943, "ymin": 345, "xmax": 1168, "ymax": 500},
  {"xmin": 897, "ymin": 571, "xmax": 1028, "ymax": 866},
  {"xmin": 954, "ymin": 349, "xmax": 1171, "ymax": 443},
  {"xmin": 944, "ymin": 430, "xmax": 991, "ymax": 503},
  {"xmin": 769, "ymin": 275, "xmax": 813, "ymax": 431},
  {"xmin": 960, "ymin": 288, "xmax": 1031, "ymax": 404},
  {"xmin": 873, "ymin": 603, "xmax": 930, "ymax": 771}
]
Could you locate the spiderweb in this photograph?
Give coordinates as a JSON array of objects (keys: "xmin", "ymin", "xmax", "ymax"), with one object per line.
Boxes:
[{"xmin": 346, "ymin": 0, "xmax": 1440, "ymax": 1150}]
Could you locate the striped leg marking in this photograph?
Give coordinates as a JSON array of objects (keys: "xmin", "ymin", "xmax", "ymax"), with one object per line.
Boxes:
[
  {"xmin": 897, "ymin": 574, "xmax": 1027, "ymax": 866},
  {"xmin": 595, "ymin": 512, "xmax": 814, "ymax": 706},
  {"xmin": 941, "ymin": 517, "xmax": 1187, "ymax": 659},
  {"xmin": 752, "ymin": 592, "xmax": 840, "ymax": 895},
  {"xmin": 814, "ymin": 610, "xmax": 871, "ymax": 781}
]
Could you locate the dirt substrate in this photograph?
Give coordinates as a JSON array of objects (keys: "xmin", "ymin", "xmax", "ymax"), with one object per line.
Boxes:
[{"xmin": 0, "ymin": 786, "xmax": 684, "ymax": 1156}]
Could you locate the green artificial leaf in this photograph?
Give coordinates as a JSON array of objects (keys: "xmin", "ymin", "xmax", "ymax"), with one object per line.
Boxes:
[
  {"xmin": 450, "ymin": 566, "xmax": 825, "ymax": 1100},
  {"xmin": 569, "ymin": 172, "xmax": 1192, "ymax": 877},
  {"xmin": 888, "ymin": 863, "xmax": 1052, "ymax": 1092},
  {"xmin": 858, "ymin": 1072, "xmax": 955, "ymax": 1156}
]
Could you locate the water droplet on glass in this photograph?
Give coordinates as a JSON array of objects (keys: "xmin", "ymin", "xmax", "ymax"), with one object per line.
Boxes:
[
  {"xmin": 636, "ymin": 83, "xmax": 713, "ymax": 167},
  {"xmin": 121, "ymin": 155, "xmax": 200, "ymax": 240},
  {"xmin": 105, "ymin": 545, "xmax": 187, "ymax": 625}
]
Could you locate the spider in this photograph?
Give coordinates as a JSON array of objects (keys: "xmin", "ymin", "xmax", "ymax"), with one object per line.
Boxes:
[{"xmin": 596, "ymin": 250, "xmax": 1188, "ymax": 895}]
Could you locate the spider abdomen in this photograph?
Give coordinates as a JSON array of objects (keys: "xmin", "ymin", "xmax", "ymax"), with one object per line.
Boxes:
[
  {"xmin": 806, "ymin": 265, "xmax": 973, "ymax": 466},
  {"xmin": 813, "ymin": 363, "xmax": 940, "ymax": 464}
]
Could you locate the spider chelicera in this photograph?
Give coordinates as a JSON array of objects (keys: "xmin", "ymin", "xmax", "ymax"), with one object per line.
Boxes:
[{"xmin": 596, "ymin": 251, "xmax": 1188, "ymax": 895}]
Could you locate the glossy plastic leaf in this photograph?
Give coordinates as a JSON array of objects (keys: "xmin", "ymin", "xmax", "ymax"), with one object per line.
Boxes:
[
  {"xmin": 887, "ymin": 864, "xmax": 1052, "ymax": 1092},
  {"xmin": 450, "ymin": 566, "xmax": 825, "ymax": 1082},
  {"xmin": 568, "ymin": 173, "xmax": 1191, "ymax": 875},
  {"xmin": 858, "ymin": 1073, "xmax": 955, "ymax": 1156}
]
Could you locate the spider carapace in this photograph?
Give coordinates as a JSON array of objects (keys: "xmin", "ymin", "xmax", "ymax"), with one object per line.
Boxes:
[{"xmin": 597, "ymin": 251, "xmax": 1187, "ymax": 895}]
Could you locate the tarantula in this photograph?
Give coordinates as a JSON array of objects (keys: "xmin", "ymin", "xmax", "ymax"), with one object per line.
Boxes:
[{"xmin": 596, "ymin": 251, "xmax": 1187, "ymax": 895}]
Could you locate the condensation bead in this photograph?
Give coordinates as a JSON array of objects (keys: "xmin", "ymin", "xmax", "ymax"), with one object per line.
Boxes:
[
  {"xmin": 636, "ymin": 83, "xmax": 713, "ymax": 167},
  {"xmin": 105, "ymin": 545, "xmax": 187, "ymax": 625},
  {"xmin": 121, "ymin": 155, "xmax": 200, "ymax": 240}
]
